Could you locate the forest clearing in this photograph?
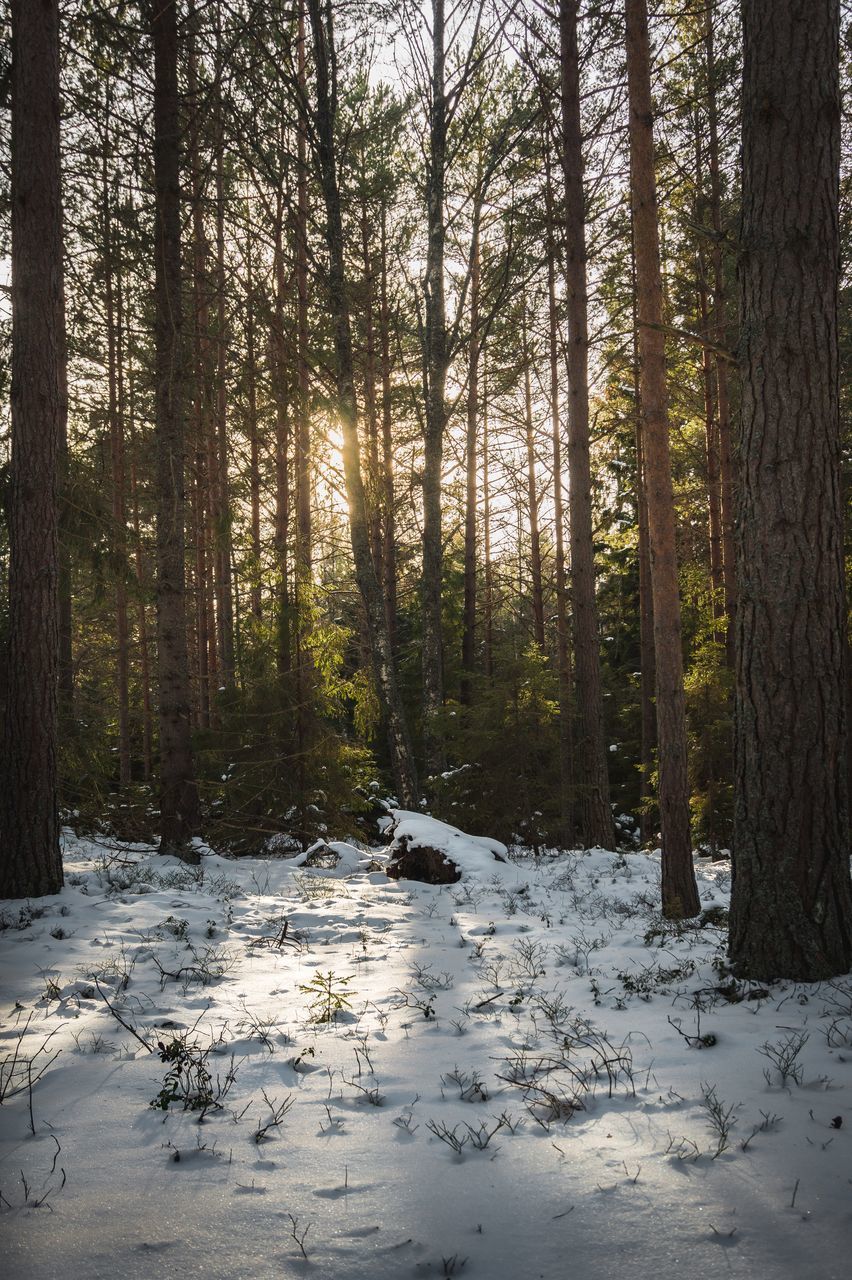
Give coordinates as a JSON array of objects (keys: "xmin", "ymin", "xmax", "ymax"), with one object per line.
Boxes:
[{"xmin": 2, "ymin": 816, "xmax": 850, "ymax": 1279}]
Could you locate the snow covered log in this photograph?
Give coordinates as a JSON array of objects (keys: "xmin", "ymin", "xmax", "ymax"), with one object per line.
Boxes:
[{"xmin": 385, "ymin": 811, "xmax": 507, "ymax": 884}]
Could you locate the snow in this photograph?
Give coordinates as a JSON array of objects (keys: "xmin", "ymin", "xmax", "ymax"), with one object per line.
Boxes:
[
  {"xmin": 1, "ymin": 829, "xmax": 851, "ymax": 1279},
  {"xmin": 388, "ymin": 809, "xmax": 511, "ymax": 877}
]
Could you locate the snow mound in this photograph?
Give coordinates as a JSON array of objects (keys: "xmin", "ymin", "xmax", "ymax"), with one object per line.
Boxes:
[
  {"xmin": 288, "ymin": 840, "xmax": 370, "ymax": 876},
  {"xmin": 385, "ymin": 810, "xmax": 509, "ymax": 883}
]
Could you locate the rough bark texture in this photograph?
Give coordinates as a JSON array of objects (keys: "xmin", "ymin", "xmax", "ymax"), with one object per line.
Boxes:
[
  {"xmin": 559, "ymin": 0, "xmax": 614, "ymax": 849},
  {"xmin": 307, "ymin": 0, "xmax": 418, "ymax": 807},
  {"xmin": 625, "ymin": 0, "xmax": 700, "ymax": 916},
  {"xmin": 730, "ymin": 0, "xmax": 852, "ymax": 980},
  {"xmin": 151, "ymin": 0, "xmax": 201, "ymax": 858},
  {"xmin": 0, "ymin": 0, "xmax": 65, "ymax": 898}
]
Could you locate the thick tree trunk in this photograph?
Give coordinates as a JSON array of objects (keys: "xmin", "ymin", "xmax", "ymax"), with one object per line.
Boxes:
[
  {"xmin": 730, "ymin": 0, "xmax": 852, "ymax": 980},
  {"xmin": 151, "ymin": 0, "xmax": 200, "ymax": 859},
  {"xmin": 625, "ymin": 0, "xmax": 699, "ymax": 916},
  {"xmin": 421, "ymin": 0, "xmax": 449, "ymax": 777},
  {"xmin": 306, "ymin": 0, "xmax": 418, "ymax": 807},
  {"xmin": 559, "ymin": 0, "xmax": 614, "ymax": 849},
  {"xmin": 0, "ymin": 0, "xmax": 65, "ymax": 898}
]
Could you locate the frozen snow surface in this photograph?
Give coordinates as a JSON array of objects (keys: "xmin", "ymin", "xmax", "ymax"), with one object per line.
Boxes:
[{"xmin": 1, "ymin": 828, "xmax": 851, "ymax": 1280}]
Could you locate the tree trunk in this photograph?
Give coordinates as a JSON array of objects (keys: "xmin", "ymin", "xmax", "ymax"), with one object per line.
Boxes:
[
  {"xmin": 544, "ymin": 148, "xmax": 575, "ymax": 846},
  {"xmin": 694, "ymin": 124, "xmax": 724, "ymax": 637},
  {"xmin": 295, "ymin": 0, "xmax": 312, "ymax": 581},
  {"xmin": 461, "ymin": 218, "xmax": 480, "ymax": 704},
  {"xmin": 245, "ymin": 227, "xmax": 262, "ymax": 621},
  {"xmin": 151, "ymin": 0, "xmax": 200, "ymax": 859},
  {"xmin": 378, "ymin": 203, "xmax": 398, "ymax": 647},
  {"xmin": 521, "ymin": 308, "xmax": 545, "ymax": 652},
  {"xmin": 212, "ymin": 27, "xmax": 235, "ymax": 687},
  {"xmin": 730, "ymin": 0, "xmax": 852, "ymax": 980},
  {"xmin": 482, "ymin": 359, "xmax": 494, "ymax": 682},
  {"xmin": 559, "ymin": 0, "xmax": 614, "ymax": 849},
  {"xmin": 705, "ymin": 9, "xmax": 736, "ymax": 667},
  {"xmin": 632, "ymin": 228, "xmax": 656, "ymax": 843},
  {"xmin": 272, "ymin": 177, "xmax": 292, "ymax": 678},
  {"xmin": 625, "ymin": 0, "xmax": 699, "ymax": 916},
  {"xmin": 104, "ymin": 164, "xmax": 132, "ymax": 784},
  {"xmin": 421, "ymin": 0, "xmax": 449, "ymax": 778},
  {"xmin": 127, "ymin": 352, "xmax": 154, "ymax": 781},
  {"xmin": 0, "ymin": 0, "xmax": 65, "ymax": 898},
  {"xmin": 306, "ymin": 0, "xmax": 418, "ymax": 807}
]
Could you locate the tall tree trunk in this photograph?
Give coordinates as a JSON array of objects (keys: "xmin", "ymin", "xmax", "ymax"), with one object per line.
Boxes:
[
  {"xmin": 295, "ymin": 0, "xmax": 312, "ymax": 579},
  {"xmin": 306, "ymin": 0, "xmax": 418, "ymax": 806},
  {"xmin": 378, "ymin": 203, "xmax": 398, "ymax": 647},
  {"xmin": 0, "ymin": 0, "xmax": 65, "ymax": 898},
  {"xmin": 421, "ymin": 0, "xmax": 449, "ymax": 777},
  {"xmin": 104, "ymin": 158, "xmax": 132, "ymax": 784},
  {"xmin": 127, "ymin": 352, "xmax": 154, "ymax": 781},
  {"xmin": 695, "ymin": 123, "xmax": 724, "ymax": 637},
  {"xmin": 151, "ymin": 0, "xmax": 200, "ymax": 859},
  {"xmin": 545, "ymin": 150, "xmax": 575, "ymax": 845},
  {"xmin": 625, "ymin": 0, "xmax": 699, "ymax": 916},
  {"xmin": 212, "ymin": 25, "xmax": 235, "ymax": 687},
  {"xmin": 482, "ymin": 359, "xmax": 494, "ymax": 682},
  {"xmin": 245, "ymin": 227, "xmax": 262, "ymax": 621},
  {"xmin": 521, "ymin": 308, "xmax": 545, "ymax": 652},
  {"xmin": 632, "ymin": 228, "xmax": 656, "ymax": 843},
  {"xmin": 272, "ymin": 177, "xmax": 292, "ymax": 678},
  {"xmin": 730, "ymin": 0, "xmax": 852, "ymax": 980},
  {"xmin": 705, "ymin": 7, "xmax": 736, "ymax": 666},
  {"xmin": 361, "ymin": 192, "xmax": 383, "ymax": 577},
  {"xmin": 461, "ymin": 218, "xmax": 480, "ymax": 703},
  {"xmin": 559, "ymin": 0, "xmax": 614, "ymax": 848}
]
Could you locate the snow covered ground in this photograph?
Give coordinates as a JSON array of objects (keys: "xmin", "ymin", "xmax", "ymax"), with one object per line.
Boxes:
[{"xmin": 1, "ymin": 818, "xmax": 850, "ymax": 1279}]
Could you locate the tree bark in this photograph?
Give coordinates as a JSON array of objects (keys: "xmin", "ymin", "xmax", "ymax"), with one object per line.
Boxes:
[
  {"xmin": 461, "ymin": 218, "xmax": 480, "ymax": 703},
  {"xmin": 306, "ymin": 0, "xmax": 418, "ymax": 807},
  {"xmin": 151, "ymin": 0, "xmax": 200, "ymax": 858},
  {"xmin": 378, "ymin": 202, "xmax": 398, "ymax": 647},
  {"xmin": 0, "ymin": 0, "xmax": 65, "ymax": 898},
  {"xmin": 559, "ymin": 0, "xmax": 614, "ymax": 849},
  {"xmin": 104, "ymin": 160, "xmax": 132, "ymax": 783},
  {"xmin": 521, "ymin": 308, "xmax": 545, "ymax": 652},
  {"xmin": 544, "ymin": 148, "xmax": 575, "ymax": 845},
  {"xmin": 625, "ymin": 0, "xmax": 699, "ymax": 915},
  {"xmin": 730, "ymin": 0, "xmax": 852, "ymax": 980}
]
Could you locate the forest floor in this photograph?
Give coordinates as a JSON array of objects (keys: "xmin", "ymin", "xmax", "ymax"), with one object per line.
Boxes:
[{"xmin": 1, "ymin": 819, "xmax": 850, "ymax": 1280}]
